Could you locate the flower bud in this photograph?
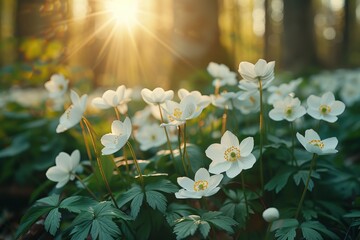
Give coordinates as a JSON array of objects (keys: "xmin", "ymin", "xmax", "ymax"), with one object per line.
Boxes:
[{"xmin": 262, "ymin": 207, "xmax": 280, "ymax": 222}]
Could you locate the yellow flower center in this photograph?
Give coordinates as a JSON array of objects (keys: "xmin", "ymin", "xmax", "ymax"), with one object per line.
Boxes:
[
  {"xmin": 308, "ymin": 139, "xmax": 324, "ymax": 149},
  {"xmin": 150, "ymin": 134, "xmax": 156, "ymax": 140},
  {"xmin": 319, "ymin": 105, "xmax": 331, "ymax": 115},
  {"xmin": 173, "ymin": 108, "xmax": 182, "ymax": 119},
  {"xmin": 224, "ymin": 146, "xmax": 241, "ymax": 162},
  {"xmin": 193, "ymin": 180, "xmax": 209, "ymax": 191},
  {"xmin": 285, "ymin": 106, "xmax": 293, "ymax": 116}
]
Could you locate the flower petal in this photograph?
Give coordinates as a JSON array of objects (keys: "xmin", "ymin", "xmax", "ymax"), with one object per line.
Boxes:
[
  {"xmin": 226, "ymin": 162, "xmax": 241, "ymax": 178},
  {"xmin": 307, "ymin": 95, "xmax": 321, "ymax": 108},
  {"xmin": 239, "ymin": 137, "xmax": 254, "ymax": 157},
  {"xmin": 322, "ymin": 137, "xmax": 338, "ymax": 150},
  {"xmin": 177, "ymin": 177, "xmax": 195, "ymax": 191},
  {"xmin": 205, "ymin": 143, "xmax": 225, "ymax": 162},
  {"xmin": 195, "ymin": 168, "xmax": 210, "ymax": 181},
  {"xmin": 55, "ymin": 152, "xmax": 72, "ymax": 171},
  {"xmin": 305, "ymin": 129, "xmax": 320, "ymax": 141},
  {"xmin": 321, "ymin": 92, "xmax": 335, "ymax": 105},
  {"xmin": 238, "ymin": 154, "xmax": 256, "ymax": 170},
  {"xmin": 209, "ymin": 161, "xmax": 231, "ymax": 174},
  {"xmin": 221, "ymin": 131, "xmax": 239, "ymax": 148},
  {"xmin": 330, "ymin": 101, "xmax": 345, "ymax": 115}
]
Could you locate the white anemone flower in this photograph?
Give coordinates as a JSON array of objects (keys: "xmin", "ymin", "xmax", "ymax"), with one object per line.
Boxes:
[
  {"xmin": 175, "ymin": 168, "xmax": 223, "ymax": 199},
  {"xmin": 235, "ymin": 91, "xmax": 260, "ymax": 114},
  {"xmin": 178, "ymin": 88, "xmax": 211, "ymax": 109},
  {"xmin": 101, "ymin": 117, "xmax": 132, "ymax": 155},
  {"xmin": 141, "ymin": 87, "xmax": 174, "ymax": 105},
  {"xmin": 135, "ymin": 123, "xmax": 167, "ymax": 151},
  {"xmin": 56, "ymin": 90, "xmax": 87, "ymax": 133},
  {"xmin": 161, "ymin": 95, "xmax": 205, "ymax": 126},
  {"xmin": 296, "ymin": 129, "xmax": 338, "ymax": 155},
  {"xmin": 211, "ymin": 91, "xmax": 241, "ymax": 110},
  {"xmin": 46, "ymin": 150, "xmax": 82, "ymax": 188},
  {"xmin": 206, "ymin": 131, "xmax": 256, "ymax": 178},
  {"xmin": 307, "ymin": 92, "xmax": 345, "ymax": 123},
  {"xmin": 92, "ymin": 85, "xmax": 132, "ymax": 110},
  {"xmin": 207, "ymin": 62, "xmax": 237, "ymax": 87},
  {"xmin": 44, "ymin": 74, "xmax": 69, "ymax": 99},
  {"xmin": 267, "ymin": 78, "xmax": 302, "ymax": 105},
  {"xmin": 269, "ymin": 95, "xmax": 306, "ymax": 122},
  {"xmin": 238, "ymin": 59, "xmax": 275, "ymax": 91}
]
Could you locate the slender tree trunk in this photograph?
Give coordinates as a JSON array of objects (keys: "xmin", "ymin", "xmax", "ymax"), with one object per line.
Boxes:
[
  {"xmin": 0, "ymin": 0, "xmax": 17, "ymax": 67},
  {"xmin": 282, "ymin": 0, "xmax": 318, "ymax": 72}
]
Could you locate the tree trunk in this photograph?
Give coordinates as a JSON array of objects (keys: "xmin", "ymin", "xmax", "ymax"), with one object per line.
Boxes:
[{"xmin": 281, "ymin": 0, "xmax": 318, "ymax": 72}]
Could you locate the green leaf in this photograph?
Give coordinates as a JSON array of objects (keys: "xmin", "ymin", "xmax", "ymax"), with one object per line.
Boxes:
[
  {"xmin": 145, "ymin": 179, "xmax": 178, "ymax": 193},
  {"xmin": 117, "ymin": 185, "xmax": 143, "ymax": 207},
  {"xmin": 301, "ymin": 221, "xmax": 340, "ymax": 240},
  {"xmin": 198, "ymin": 221, "xmax": 211, "ymax": 239},
  {"xmin": 202, "ymin": 211, "xmax": 238, "ymax": 234},
  {"xmin": 37, "ymin": 194, "xmax": 60, "ymax": 207},
  {"xmin": 271, "ymin": 219, "xmax": 299, "ymax": 232},
  {"xmin": 301, "ymin": 226, "xmax": 323, "ymax": 240},
  {"xmin": 293, "ymin": 170, "xmax": 320, "ymax": 191},
  {"xmin": 44, "ymin": 208, "xmax": 61, "ymax": 236},
  {"xmin": 343, "ymin": 211, "xmax": 360, "ymax": 218},
  {"xmin": 265, "ymin": 170, "xmax": 293, "ymax": 193},
  {"xmin": 145, "ymin": 191, "xmax": 167, "ymax": 213},
  {"xmin": 186, "ymin": 144, "xmax": 210, "ymax": 173},
  {"xmin": 15, "ymin": 206, "xmax": 55, "ymax": 238},
  {"xmin": 130, "ymin": 193, "xmax": 144, "ymax": 218},
  {"xmin": 173, "ymin": 215, "xmax": 200, "ymax": 240},
  {"xmin": 166, "ymin": 203, "xmax": 194, "ymax": 226},
  {"xmin": 275, "ymin": 227, "xmax": 297, "ymax": 240},
  {"xmin": 59, "ymin": 196, "xmax": 97, "ymax": 213},
  {"xmin": 69, "ymin": 201, "xmax": 123, "ymax": 240}
]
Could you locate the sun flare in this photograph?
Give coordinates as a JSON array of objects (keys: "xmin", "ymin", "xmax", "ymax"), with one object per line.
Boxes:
[{"xmin": 104, "ymin": 0, "xmax": 139, "ymax": 26}]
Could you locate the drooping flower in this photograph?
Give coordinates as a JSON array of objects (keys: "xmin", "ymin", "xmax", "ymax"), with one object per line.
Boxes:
[
  {"xmin": 161, "ymin": 94, "xmax": 206, "ymax": 126},
  {"xmin": 269, "ymin": 94, "xmax": 306, "ymax": 122},
  {"xmin": 92, "ymin": 85, "xmax": 132, "ymax": 112},
  {"xmin": 262, "ymin": 207, "xmax": 280, "ymax": 222},
  {"xmin": 101, "ymin": 117, "xmax": 132, "ymax": 155},
  {"xmin": 44, "ymin": 74, "xmax": 69, "ymax": 99},
  {"xmin": 238, "ymin": 59, "xmax": 275, "ymax": 91},
  {"xmin": 267, "ymin": 78, "xmax": 302, "ymax": 104},
  {"xmin": 307, "ymin": 92, "xmax": 345, "ymax": 123},
  {"xmin": 207, "ymin": 62, "xmax": 237, "ymax": 87},
  {"xmin": 141, "ymin": 87, "xmax": 174, "ymax": 105},
  {"xmin": 206, "ymin": 131, "xmax": 256, "ymax": 178},
  {"xmin": 178, "ymin": 88, "xmax": 211, "ymax": 109},
  {"xmin": 296, "ymin": 129, "xmax": 338, "ymax": 155},
  {"xmin": 56, "ymin": 90, "xmax": 87, "ymax": 133},
  {"xmin": 175, "ymin": 168, "xmax": 223, "ymax": 199},
  {"xmin": 46, "ymin": 150, "xmax": 82, "ymax": 188},
  {"xmin": 135, "ymin": 123, "xmax": 167, "ymax": 151}
]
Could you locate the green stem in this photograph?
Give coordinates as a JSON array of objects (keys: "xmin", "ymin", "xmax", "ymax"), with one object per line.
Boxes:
[
  {"xmin": 290, "ymin": 122, "xmax": 298, "ymax": 166},
  {"xmin": 259, "ymin": 78, "xmax": 264, "ymax": 192},
  {"xmin": 127, "ymin": 142, "xmax": 144, "ymax": 186},
  {"xmin": 221, "ymin": 107, "xmax": 228, "ymax": 135},
  {"xmin": 75, "ymin": 174, "xmax": 98, "ymax": 201},
  {"xmin": 177, "ymin": 126, "xmax": 188, "ymax": 176},
  {"xmin": 158, "ymin": 104, "xmax": 175, "ymax": 162},
  {"xmin": 182, "ymin": 122, "xmax": 191, "ymax": 172},
  {"xmin": 82, "ymin": 117, "xmax": 119, "ymax": 208},
  {"xmin": 80, "ymin": 120, "xmax": 94, "ymax": 170},
  {"xmin": 114, "ymin": 107, "xmax": 121, "ymax": 120},
  {"xmin": 295, "ymin": 153, "xmax": 317, "ymax": 219},
  {"xmin": 241, "ymin": 173, "xmax": 249, "ymax": 220}
]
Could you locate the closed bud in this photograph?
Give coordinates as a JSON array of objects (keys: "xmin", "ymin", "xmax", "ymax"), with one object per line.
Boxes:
[{"xmin": 262, "ymin": 207, "xmax": 280, "ymax": 222}]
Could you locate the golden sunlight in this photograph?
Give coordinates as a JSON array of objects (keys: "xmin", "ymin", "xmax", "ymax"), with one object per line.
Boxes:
[{"xmin": 104, "ymin": 0, "xmax": 139, "ymax": 27}]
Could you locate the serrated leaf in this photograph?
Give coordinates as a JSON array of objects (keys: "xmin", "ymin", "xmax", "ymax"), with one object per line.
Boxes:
[
  {"xmin": 130, "ymin": 193, "xmax": 144, "ymax": 218},
  {"xmin": 117, "ymin": 185, "xmax": 143, "ymax": 207},
  {"xmin": 301, "ymin": 226, "xmax": 323, "ymax": 240},
  {"xmin": 198, "ymin": 221, "xmax": 211, "ymax": 239},
  {"xmin": 271, "ymin": 219, "xmax": 299, "ymax": 232},
  {"xmin": 265, "ymin": 171, "xmax": 293, "ymax": 193},
  {"xmin": 173, "ymin": 217, "xmax": 199, "ymax": 240},
  {"xmin": 301, "ymin": 221, "xmax": 340, "ymax": 240},
  {"xmin": 203, "ymin": 211, "xmax": 237, "ymax": 234},
  {"xmin": 44, "ymin": 208, "xmax": 61, "ymax": 235},
  {"xmin": 145, "ymin": 191, "xmax": 167, "ymax": 213},
  {"xmin": 275, "ymin": 227, "xmax": 297, "ymax": 240},
  {"xmin": 145, "ymin": 179, "xmax": 178, "ymax": 193},
  {"xmin": 37, "ymin": 194, "xmax": 60, "ymax": 207},
  {"xmin": 15, "ymin": 206, "xmax": 55, "ymax": 238},
  {"xmin": 293, "ymin": 170, "xmax": 319, "ymax": 191},
  {"xmin": 166, "ymin": 203, "xmax": 194, "ymax": 226},
  {"xmin": 90, "ymin": 217, "xmax": 121, "ymax": 240},
  {"xmin": 59, "ymin": 196, "xmax": 97, "ymax": 213},
  {"xmin": 70, "ymin": 223, "xmax": 91, "ymax": 240}
]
